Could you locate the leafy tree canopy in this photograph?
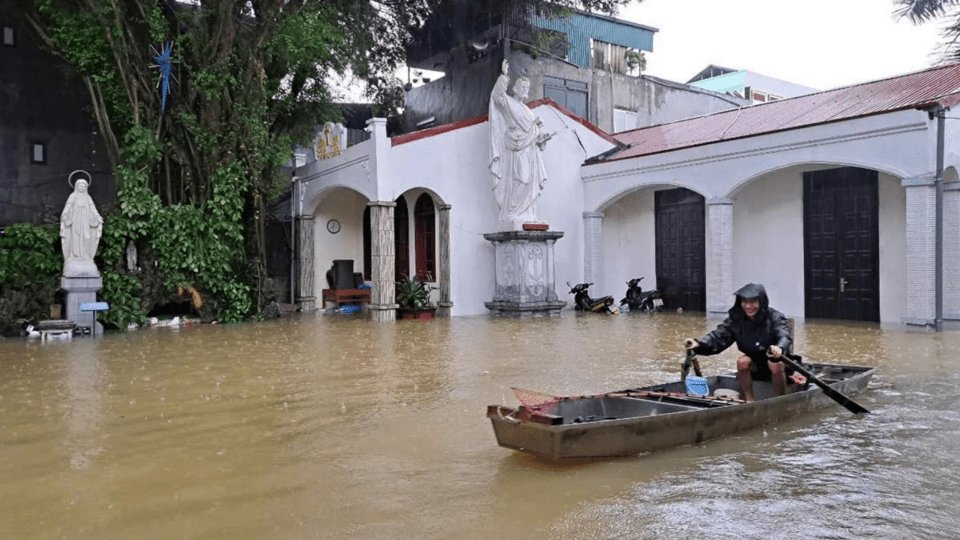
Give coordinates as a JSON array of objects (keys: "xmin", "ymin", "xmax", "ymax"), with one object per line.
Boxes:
[{"xmin": 896, "ymin": 0, "xmax": 960, "ymax": 61}]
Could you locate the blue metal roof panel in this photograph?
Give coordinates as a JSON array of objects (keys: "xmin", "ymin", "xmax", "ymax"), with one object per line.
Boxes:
[{"xmin": 532, "ymin": 11, "xmax": 655, "ymax": 67}]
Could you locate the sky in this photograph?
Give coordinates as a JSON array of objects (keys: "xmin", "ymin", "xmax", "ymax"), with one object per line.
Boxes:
[{"xmin": 618, "ymin": 0, "xmax": 949, "ymax": 90}]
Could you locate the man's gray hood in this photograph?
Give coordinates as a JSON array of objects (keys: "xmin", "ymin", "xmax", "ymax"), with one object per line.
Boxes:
[{"xmin": 730, "ymin": 282, "xmax": 770, "ymax": 318}]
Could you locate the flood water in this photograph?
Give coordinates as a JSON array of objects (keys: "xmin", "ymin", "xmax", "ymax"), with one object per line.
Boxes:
[{"xmin": 1, "ymin": 312, "xmax": 958, "ymax": 539}]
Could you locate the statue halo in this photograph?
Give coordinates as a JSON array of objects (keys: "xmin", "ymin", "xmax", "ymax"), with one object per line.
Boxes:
[{"xmin": 68, "ymin": 169, "xmax": 93, "ymax": 189}]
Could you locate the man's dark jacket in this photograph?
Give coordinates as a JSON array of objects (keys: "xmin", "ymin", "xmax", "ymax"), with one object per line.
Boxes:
[{"xmin": 692, "ymin": 283, "xmax": 792, "ymax": 360}]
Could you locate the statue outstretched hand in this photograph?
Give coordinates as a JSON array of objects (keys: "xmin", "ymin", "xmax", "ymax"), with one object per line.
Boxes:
[{"xmin": 501, "ymin": 59, "xmax": 509, "ymax": 75}]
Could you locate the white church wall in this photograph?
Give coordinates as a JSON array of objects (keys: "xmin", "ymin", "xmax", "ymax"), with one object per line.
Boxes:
[
  {"xmin": 581, "ymin": 108, "xmax": 933, "ymax": 323},
  {"xmin": 384, "ymin": 103, "xmax": 616, "ymax": 315},
  {"xmin": 599, "ymin": 188, "xmax": 657, "ymax": 303},
  {"xmin": 583, "ymin": 108, "xmax": 934, "ymax": 211},
  {"xmin": 730, "ymin": 167, "xmax": 805, "ymax": 317},
  {"xmin": 298, "ymin": 139, "xmax": 377, "ymax": 213},
  {"xmin": 878, "ymin": 172, "xmax": 907, "ymax": 323}
]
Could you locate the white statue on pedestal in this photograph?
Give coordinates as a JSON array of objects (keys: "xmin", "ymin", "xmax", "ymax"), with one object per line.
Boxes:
[
  {"xmin": 489, "ymin": 60, "xmax": 553, "ymax": 230},
  {"xmin": 60, "ymin": 178, "xmax": 103, "ymax": 277}
]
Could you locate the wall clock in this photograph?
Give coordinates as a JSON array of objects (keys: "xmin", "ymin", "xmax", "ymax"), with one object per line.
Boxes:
[{"xmin": 326, "ymin": 219, "xmax": 341, "ymax": 234}]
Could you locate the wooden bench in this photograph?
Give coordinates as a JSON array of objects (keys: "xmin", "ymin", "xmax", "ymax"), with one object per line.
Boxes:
[{"xmin": 322, "ymin": 288, "xmax": 371, "ymax": 308}]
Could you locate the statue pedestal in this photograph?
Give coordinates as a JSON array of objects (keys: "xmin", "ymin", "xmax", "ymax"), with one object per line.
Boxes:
[
  {"xmin": 62, "ymin": 275, "xmax": 103, "ymax": 335},
  {"xmin": 484, "ymin": 230, "xmax": 566, "ymax": 317}
]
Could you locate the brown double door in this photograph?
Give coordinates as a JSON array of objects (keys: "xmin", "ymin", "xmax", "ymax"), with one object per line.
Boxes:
[{"xmin": 803, "ymin": 167, "xmax": 880, "ymax": 322}]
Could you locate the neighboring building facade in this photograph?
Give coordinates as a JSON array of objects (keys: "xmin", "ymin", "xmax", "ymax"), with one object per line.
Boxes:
[
  {"xmin": 0, "ymin": 0, "xmax": 113, "ymax": 227},
  {"xmin": 400, "ymin": 1, "xmax": 747, "ymax": 135},
  {"xmin": 688, "ymin": 64, "xmax": 818, "ymax": 104}
]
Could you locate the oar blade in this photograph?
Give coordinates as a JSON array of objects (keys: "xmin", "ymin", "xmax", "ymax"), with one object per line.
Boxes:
[{"xmin": 781, "ymin": 354, "xmax": 870, "ymax": 415}]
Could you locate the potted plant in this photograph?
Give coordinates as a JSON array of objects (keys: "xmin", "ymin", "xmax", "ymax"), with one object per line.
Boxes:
[{"xmin": 396, "ymin": 275, "xmax": 437, "ymax": 320}]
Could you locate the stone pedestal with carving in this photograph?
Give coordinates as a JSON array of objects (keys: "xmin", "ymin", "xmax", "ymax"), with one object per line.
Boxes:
[
  {"xmin": 62, "ymin": 275, "xmax": 103, "ymax": 335},
  {"xmin": 484, "ymin": 230, "xmax": 566, "ymax": 317}
]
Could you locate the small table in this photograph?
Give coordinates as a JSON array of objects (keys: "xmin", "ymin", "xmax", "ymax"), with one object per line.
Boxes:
[{"xmin": 322, "ymin": 289, "xmax": 371, "ymax": 309}]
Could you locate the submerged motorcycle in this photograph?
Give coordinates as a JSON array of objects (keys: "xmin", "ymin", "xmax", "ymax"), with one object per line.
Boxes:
[
  {"xmin": 568, "ymin": 282, "xmax": 617, "ymax": 314},
  {"xmin": 619, "ymin": 277, "xmax": 664, "ymax": 313}
]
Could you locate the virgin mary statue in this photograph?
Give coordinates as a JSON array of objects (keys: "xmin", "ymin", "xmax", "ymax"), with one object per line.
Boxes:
[{"xmin": 60, "ymin": 179, "xmax": 103, "ymax": 276}]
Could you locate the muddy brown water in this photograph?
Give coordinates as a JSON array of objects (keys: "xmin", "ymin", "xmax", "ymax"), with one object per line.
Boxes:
[{"xmin": 1, "ymin": 313, "xmax": 958, "ymax": 538}]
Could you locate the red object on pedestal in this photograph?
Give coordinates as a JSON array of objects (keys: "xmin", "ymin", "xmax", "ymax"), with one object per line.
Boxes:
[{"xmin": 522, "ymin": 223, "xmax": 549, "ymax": 231}]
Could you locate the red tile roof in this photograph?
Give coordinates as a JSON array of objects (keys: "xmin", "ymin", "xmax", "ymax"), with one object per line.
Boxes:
[
  {"xmin": 598, "ymin": 63, "xmax": 960, "ymax": 163},
  {"xmin": 391, "ymin": 98, "xmax": 621, "ymax": 147}
]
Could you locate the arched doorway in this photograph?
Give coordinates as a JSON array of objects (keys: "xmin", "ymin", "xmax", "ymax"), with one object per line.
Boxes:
[
  {"xmin": 803, "ymin": 166, "xmax": 879, "ymax": 321},
  {"xmin": 655, "ymin": 187, "xmax": 706, "ymax": 311},
  {"xmin": 414, "ymin": 194, "xmax": 436, "ymax": 280},
  {"xmin": 395, "ymin": 197, "xmax": 410, "ymax": 279}
]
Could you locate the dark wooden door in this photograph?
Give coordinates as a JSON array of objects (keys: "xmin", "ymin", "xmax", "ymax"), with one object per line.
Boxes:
[
  {"xmin": 803, "ymin": 167, "xmax": 879, "ymax": 321},
  {"xmin": 655, "ymin": 188, "xmax": 706, "ymax": 311}
]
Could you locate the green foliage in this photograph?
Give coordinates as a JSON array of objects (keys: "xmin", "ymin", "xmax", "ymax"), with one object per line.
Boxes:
[
  {"xmin": 97, "ymin": 135, "xmax": 251, "ymax": 327},
  {"xmin": 0, "ymin": 224, "xmax": 61, "ymax": 335},
  {"xmin": 396, "ymin": 276, "xmax": 436, "ymax": 310},
  {"xmin": 624, "ymin": 49, "xmax": 646, "ymax": 75}
]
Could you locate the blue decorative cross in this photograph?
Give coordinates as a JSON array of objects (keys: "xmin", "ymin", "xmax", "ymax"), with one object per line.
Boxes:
[{"xmin": 152, "ymin": 41, "xmax": 174, "ymax": 114}]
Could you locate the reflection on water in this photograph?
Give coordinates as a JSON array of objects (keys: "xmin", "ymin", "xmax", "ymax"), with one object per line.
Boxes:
[{"xmin": 1, "ymin": 313, "xmax": 958, "ymax": 538}]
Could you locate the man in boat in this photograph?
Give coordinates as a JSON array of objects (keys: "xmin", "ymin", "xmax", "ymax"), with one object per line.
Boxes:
[{"xmin": 684, "ymin": 282, "xmax": 806, "ymax": 402}]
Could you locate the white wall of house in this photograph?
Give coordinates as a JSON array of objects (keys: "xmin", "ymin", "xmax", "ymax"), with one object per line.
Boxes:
[
  {"xmin": 730, "ymin": 167, "xmax": 805, "ymax": 316},
  {"xmin": 878, "ymin": 172, "xmax": 907, "ymax": 323},
  {"xmin": 598, "ymin": 187, "xmax": 658, "ymax": 299}
]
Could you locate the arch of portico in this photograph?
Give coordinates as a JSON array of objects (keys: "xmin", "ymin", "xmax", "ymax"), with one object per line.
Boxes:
[
  {"xmin": 581, "ymin": 115, "xmax": 946, "ymax": 324},
  {"xmin": 290, "ymin": 116, "xmax": 456, "ymax": 321},
  {"xmin": 293, "ymin": 177, "xmax": 452, "ymax": 321}
]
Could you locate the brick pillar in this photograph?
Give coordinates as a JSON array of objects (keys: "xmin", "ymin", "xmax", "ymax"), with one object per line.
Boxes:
[
  {"xmin": 296, "ymin": 216, "xmax": 316, "ymax": 311},
  {"xmin": 902, "ymin": 176, "xmax": 937, "ymax": 325},
  {"xmin": 437, "ymin": 203, "xmax": 453, "ymax": 317},
  {"xmin": 583, "ymin": 211, "xmax": 604, "ymax": 283},
  {"xmin": 944, "ymin": 182, "xmax": 960, "ymax": 320},
  {"xmin": 706, "ymin": 198, "xmax": 734, "ymax": 318},
  {"xmin": 368, "ymin": 201, "xmax": 397, "ymax": 322}
]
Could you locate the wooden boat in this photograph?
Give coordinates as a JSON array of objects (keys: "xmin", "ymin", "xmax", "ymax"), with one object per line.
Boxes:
[{"xmin": 486, "ymin": 363, "xmax": 874, "ymax": 460}]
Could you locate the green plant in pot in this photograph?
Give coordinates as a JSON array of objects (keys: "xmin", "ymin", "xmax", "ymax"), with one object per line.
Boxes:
[{"xmin": 396, "ymin": 275, "xmax": 437, "ymax": 320}]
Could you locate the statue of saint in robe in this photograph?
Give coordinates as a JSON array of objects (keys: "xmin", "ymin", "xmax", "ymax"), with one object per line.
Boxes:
[
  {"xmin": 489, "ymin": 60, "xmax": 553, "ymax": 230},
  {"xmin": 60, "ymin": 179, "xmax": 103, "ymax": 277}
]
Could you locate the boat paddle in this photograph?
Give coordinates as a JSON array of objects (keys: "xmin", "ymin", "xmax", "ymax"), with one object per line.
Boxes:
[{"xmin": 777, "ymin": 351, "xmax": 870, "ymax": 415}]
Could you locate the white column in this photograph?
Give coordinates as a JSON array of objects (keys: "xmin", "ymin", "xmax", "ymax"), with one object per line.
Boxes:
[
  {"xmin": 943, "ymin": 182, "xmax": 960, "ymax": 319},
  {"xmin": 583, "ymin": 211, "xmax": 604, "ymax": 283},
  {"xmin": 902, "ymin": 176, "xmax": 937, "ymax": 325},
  {"xmin": 706, "ymin": 198, "xmax": 734, "ymax": 318}
]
